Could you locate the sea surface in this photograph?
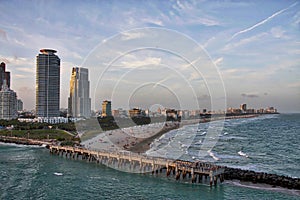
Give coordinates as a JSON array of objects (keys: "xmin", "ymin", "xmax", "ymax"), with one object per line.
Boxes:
[{"xmin": 1, "ymin": 114, "xmax": 299, "ymax": 199}]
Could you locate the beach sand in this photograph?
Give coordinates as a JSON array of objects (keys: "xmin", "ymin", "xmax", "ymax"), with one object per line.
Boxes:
[
  {"xmin": 82, "ymin": 119, "xmax": 201, "ymax": 153},
  {"xmin": 82, "ymin": 115, "xmax": 258, "ymax": 154}
]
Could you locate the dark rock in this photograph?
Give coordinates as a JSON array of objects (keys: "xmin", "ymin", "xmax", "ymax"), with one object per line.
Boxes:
[{"xmin": 223, "ymin": 166, "xmax": 300, "ymax": 190}]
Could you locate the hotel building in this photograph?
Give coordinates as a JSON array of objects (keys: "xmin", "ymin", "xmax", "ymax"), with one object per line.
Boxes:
[{"xmin": 36, "ymin": 49, "xmax": 60, "ymax": 117}]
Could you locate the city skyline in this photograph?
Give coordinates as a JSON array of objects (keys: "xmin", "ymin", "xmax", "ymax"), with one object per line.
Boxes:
[{"xmin": 0, "ymin": 1, "xmax": 299, "ymax": 112}]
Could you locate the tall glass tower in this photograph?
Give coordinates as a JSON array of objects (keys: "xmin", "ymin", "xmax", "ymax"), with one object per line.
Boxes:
[
  {"xmin": 36, "ymin": 49, "xmax": 60, "ymax": 117},
  {"xmin": 68, "ymin": 67, "xmax": 91, "ymax": 118}
]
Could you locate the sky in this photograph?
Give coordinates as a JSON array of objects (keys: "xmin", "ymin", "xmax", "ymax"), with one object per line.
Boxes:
[{"xmin": 0, "ymin": 0, "xmax": 299, "ymax": 113}]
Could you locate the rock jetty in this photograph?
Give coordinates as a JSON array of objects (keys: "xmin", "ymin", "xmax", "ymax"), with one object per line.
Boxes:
[{"xmin": 224, "ymin": 167, "xmax": 300, "ymax": 190}]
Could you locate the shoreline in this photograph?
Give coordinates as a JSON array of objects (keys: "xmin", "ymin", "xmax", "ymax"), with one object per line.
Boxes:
[
  {"xmin": 0, "ymin": 136, "xmax": 52, "ymax": 146},
  {"xmin": 128, "ymin": 114, "xmax": 259, "ymax": 153},
  {"xmin": 128, "ymin": 119, "xmax": 201, "ymax": 153}
]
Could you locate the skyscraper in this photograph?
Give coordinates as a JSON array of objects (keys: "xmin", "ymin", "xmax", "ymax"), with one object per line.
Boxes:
[
  {"xmin": 68, "ymin": 67, "xmax": 91, "ymax": 118},
  {"xmin": 240, "ymin": 103, "xmax": 247, "ymax": 112},
  {"xmin": 36, "ymin": 49, "xmax": 60, "ymax": 117},
  {"xmin": 102, "ymin": 100, "xmax": 111, "ymax": 117},
  {"xmin": 0, "ymin": 80, "xmax": 17, "ymax": 120},
  {"xmin": 17, "ymin": 99, "xmax": 23, "ymax": 111},
  {"xmin": 0, "ymin": 62, "xmax": 10, "ymax": 89}
]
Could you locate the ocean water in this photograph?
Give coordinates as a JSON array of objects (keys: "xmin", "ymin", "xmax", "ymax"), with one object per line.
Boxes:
[{"xmin": 0, "ymin": 114, "xmax": 299, "ymax": 199}]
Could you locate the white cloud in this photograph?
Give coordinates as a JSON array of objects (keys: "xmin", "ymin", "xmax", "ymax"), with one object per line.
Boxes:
[
  {"xmin": 214, "ymin": 57, "xmax": 223, "ymax": 66},
  {"xmin": 142, "ymin": 18, "xmax": 164, "ymax": 26},
  {"xmin": 0, "ymin": 55, "xmax": 34, "ymax": 67},
  {"xmin": 288, "ymin": 81, "xmax": 300, "ymax": 88},
  {"xmin": 270, "ymin": 26, "xmax": 286, "ymax": 39},
  {"xmin": 0, "ymin": 29, "xmax": 8, "ymax": 41},
  {"xmin": 120, "ymin": 57, "xmax": 161, "ymax": 68},
  {"xmin": 203, "ymin": 36, "xmax": 216, "ymax": 48},
  {"xmin": 223, "ymin": 33, "xmax": 268, "ymax": 51},
  {"xmin": 16, "ymin": 67, "xmax": 34, "ymax": 73},
  {"xmin": 121, "ymin": 31, "xmax": 145, "ymax": 41}
]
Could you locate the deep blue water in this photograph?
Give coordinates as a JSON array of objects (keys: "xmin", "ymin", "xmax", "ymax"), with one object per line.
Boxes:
[{"xmin": 0, "ymin": 114, "xmax": 299, "ymax": 199}]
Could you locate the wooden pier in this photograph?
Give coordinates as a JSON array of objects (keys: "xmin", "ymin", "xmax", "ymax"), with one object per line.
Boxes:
[{"xmin": 49, "ymin": 145, "xmax": 225, "ymax": 187}]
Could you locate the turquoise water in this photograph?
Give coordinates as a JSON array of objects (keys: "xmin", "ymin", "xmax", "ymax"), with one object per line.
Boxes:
[{"xmin": 0, "ymin": 114, "xmax": 299, "ymax": 199}]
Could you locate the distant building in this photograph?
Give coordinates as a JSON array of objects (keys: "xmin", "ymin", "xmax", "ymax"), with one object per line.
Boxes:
[
  {"xmin": 128, "ymin": 108, "xmax": 142, "ymax": 117},
  {"xmin": 36, "ymin": 49, "xmax": 60, "ymax": 117},
  {"xmin": 112, "ymin": 109, "xmax": 119, "ymax": 117},
  {"xmin": 265, "ymin": 107, "xmax": 277, "ymax": 113},
  {"xmin": 102, "ymin": 100, "xmax": 112, "ymax": 117},
  {"xmin": 227, "ymin": 107, "xmax": 242, "ymax": 114},
  {"xmin": 240, "ymin": 104, "xmax": 247, "ymax": 112},
  {"xmin": 257, "ymin": 108, "xmax": 265, "ymax": 114},
  {"xmin": 179, "ymin": 110, "xmax": 189, "ymax": 119},
  {"xmin": 0, "ymin": 81, "xmax": 17, "ymax": 120},
  {"xmin": 189, "ymin": 110, "xmax": 200, "ymax": 117},
  {"xmin": 17, "ymin": 99, "xmax": 23, "ymax": 111},
  {"xmin": 19, "ymin": 117, "xmax": 68, "ymax": 124},
  {"xmin": 166, "ymin": 109, "xmax": 178, "ymax": 119},
  {"xmin": 0, "ymin": 62, "xmax": 10, "ymax": 90},
  {"xmin": 246, "ymin": 108, "xmax": 255, "ymax": 114},
  {"xmin": 68, "ymin": 67, "xmax": 91, "ymax": 118},
  {"xmin": 157, "ymin": 107, "xmax": 161, "ymax": 114},
  {"xmin": 118, "ymin": 108, "xmax": 128, "ymax": 118}
]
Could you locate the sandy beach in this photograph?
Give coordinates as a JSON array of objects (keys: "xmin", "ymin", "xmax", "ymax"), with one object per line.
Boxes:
[
  {"xmin": 81, "ymin": 115, "xmax": 259, "ymax": 154},
  {"xmin": 82, "ymin": 119, "xmax": 205, "ymax": 153}
]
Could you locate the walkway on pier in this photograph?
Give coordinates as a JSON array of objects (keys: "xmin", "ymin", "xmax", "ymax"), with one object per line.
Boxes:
[{"xmin": 49, "ymin": 145, "xmax": 225, "ymax": 186}]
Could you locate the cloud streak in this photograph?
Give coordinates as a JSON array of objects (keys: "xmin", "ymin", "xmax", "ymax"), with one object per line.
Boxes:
[
  {"xmin": 230, "ymin": 2, "xmax": 298, "ymax": 40},
  {"xmin": 241, "ymin": 93, "xmax": 259, "ymax": 98}
]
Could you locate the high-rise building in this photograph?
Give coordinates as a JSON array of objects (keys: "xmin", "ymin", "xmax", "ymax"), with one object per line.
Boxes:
[
  {"xmin": 0, "ymin": 81, "xmax": 17, "ymax": 119},
  {"xmin": 240, "ymin": 103, "xmax": 247, "ymax": 112},
  {"xmin": 102, "ymin": 100, "xmax": 112, "ymax": 117},
  {"xmin": 36, "ymin": 49, "xmax": 60, "ymax": 117},
  {"xmin": 17, "ymin": 99, "xmax": 23, "ymax": 111},
  {"xmin": 68, "ymin": 67, "xmax": 91, "ymax": 118},
  {"xmin": 0, "ymin": 62, "xmax": 10, "ymax": 89}
]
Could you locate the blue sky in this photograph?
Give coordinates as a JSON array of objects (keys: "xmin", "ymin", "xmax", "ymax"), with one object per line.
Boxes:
[{"xmin": 0, "ymin": 0, "xmax": 299, "ymax": 112}]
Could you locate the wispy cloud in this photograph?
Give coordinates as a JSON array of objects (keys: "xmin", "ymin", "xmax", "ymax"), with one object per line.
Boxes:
[
  {"xmin": 230, "ymin": 2, "xmax": 298, "ymax": 40},
  {"xmin": 120, "ymin": 57, "xmax": 161, "ymax": 68},
  {"xmin": 0, "ymin": 55, "xmax": 34, "ymax": 67},
  {"xmin": 224, "ymin": 32, "xmax": 268, "ymax": 51},
  {"xmin": 288, "ymin": 81, "xmax": 300, "ymax": 88},
  {"xmin": 270, "ymin": 26, "xmax": 286, "ymax": 39},
  {"xmin": 121, "ymin": 31, "xmax": 146, "ymax": 41},
  {"xmin": 214, "ymin": 57, "xmax": 223, "ymax": 66},
  {"xmin": 0, "ymin": 29, "xmax": 8, "ymax": 41},
  {"xmin": 152, "ymin": 76, "xmax": 173, "ymax": 89},
  {"xmin": 241, "ymin": 93, "xmax": 259, "ymax": 98}
]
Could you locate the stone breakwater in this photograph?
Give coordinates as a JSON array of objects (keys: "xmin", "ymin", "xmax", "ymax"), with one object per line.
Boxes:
[
  {"xmin": 0, "ymin": 136, "xmax": 50, "ymax": 146},
  {"xmin": 224, "ymin": 167, "xmax": 300, "ymax": 190}
]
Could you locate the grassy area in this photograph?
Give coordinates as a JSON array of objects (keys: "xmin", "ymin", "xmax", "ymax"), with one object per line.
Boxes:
[{"xmin": 0, "ymin": 129, "xmax": 75, "ymax": 141}]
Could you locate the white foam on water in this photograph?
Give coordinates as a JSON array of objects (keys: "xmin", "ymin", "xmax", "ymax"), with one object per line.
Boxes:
[
  {"xmin": 238, "ymin": 150, "xmax": 249, "ymax": 158},
  {"xmin": 0, "ymin": 142, "xmax": 44, "ymax": 148},
  {"xmin": 53, "ymin": 172, "xmax": 63, "ymax": 176},
  {"xmin": 227, "ymin": 180, "xmax": 300, "ymax": 196},
  {"xmin": 208, "ymin": 150, "xmax": 220, "ymax": 161}
]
